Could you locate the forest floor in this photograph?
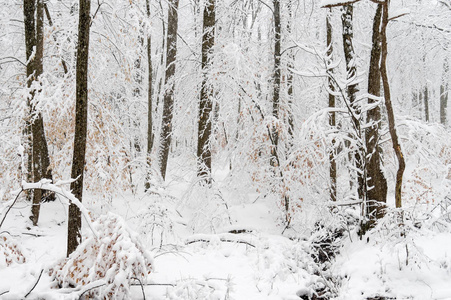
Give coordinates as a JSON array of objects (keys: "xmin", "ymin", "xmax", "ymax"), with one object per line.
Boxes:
[{"xmin": 1, "ymin": 161, "xmax": 451, "ymax": 299}]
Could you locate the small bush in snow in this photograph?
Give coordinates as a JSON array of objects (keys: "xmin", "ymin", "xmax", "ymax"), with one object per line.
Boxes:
[
  {"xmin": 0, "ymin": 233, "xmax": 26, "ymax": 267},
  {"xmin": 136, "ymin": 200, "xmax": 175, "ymax": 248},
  {"xmin": 49, "ymin": 212, "xmax": 153, "ymax": 299}
]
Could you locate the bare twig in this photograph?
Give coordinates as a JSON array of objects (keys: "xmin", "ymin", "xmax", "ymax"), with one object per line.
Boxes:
[
  {"xmin": 131, "ymin": 282, "xmax": 175, "ymax": 287},
  {"xmin": 90, "ymin": 0, "xmax": 103, "ymax": 27},
  {"xmin": 24, "ymin": 269, "xmax": 44, "ymax": 298},
  {"xmin": 131, "ymin": 277, "xmax": 146, "ymax": 300},
  {"xmin": 77, "ymin": 283, "xmax": 106, "ymax": 300},
  {"xmin": 0, "ymin": 56, "xmax": 26, "ymax": 67},
  {"xmin": 0, "ymin": 189, "xmax": 24, "ymax": 230}
]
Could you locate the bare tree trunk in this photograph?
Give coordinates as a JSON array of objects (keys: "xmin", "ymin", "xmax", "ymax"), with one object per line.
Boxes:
[
  {"xmin": 36, "ymin": 0, "xmax": 53, "ymax": 198},
  {"xmin": 272, "ymin": 0, "xmax": 290, "ymax": 223},
  {"xmin": 365, "ymin": 4, "xmax": 387, "ymax": 222},
  {"xmin": 270, "ymin": 0, "xmax": 281, "ymax": 169},
  {"xmin": 24, "ymin": 0, "xmax": 54, "ymax": 225},
  {"xmin": 67, "ymin": 0, "xmax": 91, "ymax": 257},
  {"xmin": 424, "ymin": 85, "xmax": 429, "ymax": 122},
  {"xmin": 326, "ymin": 9, "xmax": 337, "ymax": 202},
  {"xmin": 145, "ymin": 0, "xmax": 154, "ymax": 191},
  {"xmin": 23, "ymin": 0, "xmax": 36, "ymax": 203},
  {"xmin": 197, "ymin": 0, "xmax": 215, "ymax": 183},
  {"xmin": 158, "ymin": 0, "xmax": 179, "ymax": 180},
  {"xmin": 440, "ymin": 58, "xmax": 449, "ymax": 126},
  {"xmin": 380, "ymin": 0, "xmax": 405, "ymax": 209},
  {"xmin": 286, "ymin": 0, "xmax": 294, "ymax": 143},
  {"xmin": 341, "ymin": 4, "xmax": 365, "ymax": 202},
  {"xmin": 24, "ymin": 0, "xmax": 39, "ymax": 217},
  {"xmin": 155, "ymin": 0, "xmax": 166, "ymax": 112}
]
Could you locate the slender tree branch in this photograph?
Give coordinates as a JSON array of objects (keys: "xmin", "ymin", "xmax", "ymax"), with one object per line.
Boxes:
[
  {"xmin": 0, "ymin": 189, "xmax": 24, "ymax": 230},
  {"xmin": 77, "ymin": 283, "xmax": 106, "ymax": 300},
  {"xmin": 24, "ymin": 269, "xmax": 44, "ymax": 298},
  {"xmin": 321, "ymin": 0, "xmax": 361, "ymax": 8},
  {"xmin": 0, "ymin": 56, "xmax": 26, "ymax": 67},
  {"xmin": 131, "ymin": 277, "xmax": 146, "ymax": 300}
]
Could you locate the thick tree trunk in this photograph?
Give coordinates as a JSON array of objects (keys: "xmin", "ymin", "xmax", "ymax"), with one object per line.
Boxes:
[
  {"xmin": 24, "ymin": 0, "xmax": 40, "ymax": 220},
  {"xmin": 380, "ymin": 0, "xmax": 405, "ymax": 209},
  {"xmin": 270, "ymin": 0, "xmax": 281, "ymax": 168},
  {"xmin": 145, "ymin": 0, "xmax": 154, "ymax": 191},
  {"xmin": 67, "ymin": 0, "xmax": 91, "ymax": 256},
  {"xmin": 326, "ymin": 9, "xmax": 337, "ymax": 202},
  {"xmin": 341, "ymin": 4, "xmax": 365, "ymax": 202},
  {"xmin": 158, "ymin": 0, "xmax": 179, "ymax": 180},
  {"xmin": 24, "ymin": 0, "xmax": 54, "ymax": 225},
  {"xmin": 23, "ymin": 0, "xmax": 36, "ymax": 203},
  {"xmin": 365, "ymin": 4, "xmax": 387, "ymax": 222},
  {"xmin": 197, "ymin": 0, "xmax": 215, "ymax": 183}
]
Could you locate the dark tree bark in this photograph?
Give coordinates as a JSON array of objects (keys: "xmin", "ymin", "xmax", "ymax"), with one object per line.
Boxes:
[
  {"xmin": 24, "ymin": 0, "xmax": 39, "ymax": 220},
  {"xmin": 440, "ymin": 59, "xmax": 449, "ymax": 126},
  {"xmin": 158, "ymin": 0, "xmax": 179, "ymax": 180},
  {"xmin": 31, "ymin": 0, "xmax": 45, "ymax": 225},
  {"xmin": 380, "ymin": 0, "xmax": 405, "ymax": 209},
  {"xmin": 272, "ymin": 0, "xmax": 290, "ymax": 223},
  {"xmin": 286, "ymin": 0, "xmax": 294, "ymax": 142},
  {"xmin": 155, "ymin": 0, "xmax": 166, "ymax": 112},
  {"xmin": 341, "ymin": 4, "xmax": 365, "ymax": 201},
  {"xmin": 145, "ymin": 0, "xmax": 154, "ymax": 191},
  {"xmin": 270, "ymin": 0, "xmax": 281, "ymax": 168},
  {"xmin": 424, "ymin": 85, "xmax": 429, "ymax": 122},
  {"xmin": 24, "ymin": 0, "xmax": 54, "ymax": 225},
  {"xmin": 341, "ymin": 5, "xmax": 358, "ymax": 105},
  {"xmin": 326, "ymin": 9, "xmax": 337, "ymax": 202},
  {"xmin": 365, "ymin": 4, "xmax": 387, "ymax": 221},
  {"xmin": 23, "ymin": 0, "xmax": 36, "ymax": 203},
  {"xmin": 67, "ymin": 0, "xmax": 91, "ymax": 257},
  {"xmin": 419, "ymin": 89, "xmax": 423, "ymax": 118},
  {"xmin": 35, "ymin": 0, "xmax": 53, "ymax": 192},
  {"xmin": 197, "ymin": 0, "xmax": 216, "ymax": 183}
]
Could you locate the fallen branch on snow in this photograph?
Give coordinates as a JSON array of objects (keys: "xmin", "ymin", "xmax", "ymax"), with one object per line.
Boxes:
[{"xmin": 185, "ymin": 234, "xmax": 256, "ymax": 248}]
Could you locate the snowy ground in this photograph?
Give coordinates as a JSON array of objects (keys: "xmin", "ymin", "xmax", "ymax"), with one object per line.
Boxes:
[{"xmin": 1, "ymin": 164, "xmax": 451, "ymax": 299}]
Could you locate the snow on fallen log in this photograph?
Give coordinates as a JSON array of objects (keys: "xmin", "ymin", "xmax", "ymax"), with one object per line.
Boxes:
[{"xmin": 185, "ymin": 233, "xmax": 257, "ymax": 248}]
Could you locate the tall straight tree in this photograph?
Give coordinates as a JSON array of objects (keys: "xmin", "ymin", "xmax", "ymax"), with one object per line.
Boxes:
[
  {"xmin": 286, "ymin": 0, "xmax": 295, "ymax": 143},
  {"xmin": 145, "ymin": 0, "xmax": 154, "ymax": 191},
  {"xmin": 440, "ymin": 58, "xmax": 449, "ymax": 126},
  {"xmin": 380, "ymin": 0, "xmax": 405, "ymax": 208},
  {"xmin": 67, "ymin": 0, "xmax": 91, "ymax": 256},
  {"xmin": 326, "ymin": 8, "xmax": 337, "ymax": 202},
  {"xmin": 341, "ymin": 3, "xmax": 365, "ymax": 201},
  {"xmin": 197, "ymin": 0, "xmax": 216, "ymax": 183},
  {"xmin": 365, "ymin": 4, "xmax": 387, "ymax": 221},
  {"xmin": 158, "ymin": 0, "xmax": 180, "ymax": 180},
  {"xmin": 270, "ymin": 0, "xmax": 281, "ymax": 168},
  {"xmin": 23, "ymin": 0, "xmax": 53, "ymax": 226},
  {"xmin": 272, "ymin": 0, "xmax": 290, "ymax": 223},
  {"xmin": 423, "ymin": 85, "xmax": 430, "ymax": 122}
]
